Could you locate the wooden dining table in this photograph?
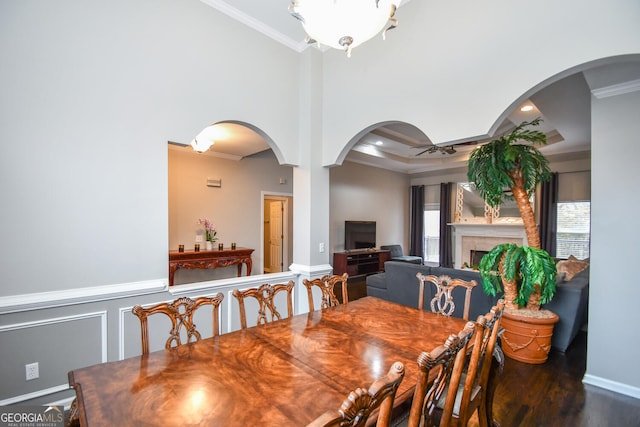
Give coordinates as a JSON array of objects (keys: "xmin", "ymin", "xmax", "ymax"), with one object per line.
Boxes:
[{"xmin": 68, "ymin": 296, "xmax": 490, "ymax": 426}]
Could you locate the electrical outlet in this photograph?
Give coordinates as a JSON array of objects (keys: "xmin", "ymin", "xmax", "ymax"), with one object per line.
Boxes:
[
  {"xmin": 319, "ymin": 242, "xmax": 325, "ymax": 253},
  {"xmin": 195, "ymin": 235, "xmax": 203, "ymax": 243},
  {"xmin": 25, "ymin": 362, "xmax": 39, "ymax": 381}
]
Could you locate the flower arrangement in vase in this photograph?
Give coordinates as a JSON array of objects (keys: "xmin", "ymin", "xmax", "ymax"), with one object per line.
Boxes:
[{"xmin": 198, "ymin": 218, "xmax": 217, "ymax": 250}]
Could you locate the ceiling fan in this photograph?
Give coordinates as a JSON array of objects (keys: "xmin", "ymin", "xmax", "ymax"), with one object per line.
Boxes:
[
  {"xmin": 413, "ymin": 138, "xmax": 485, "ymax": 156},
  {"xmin": 414, "ymin": 145, "xmax": 457, "ymax": 156}
]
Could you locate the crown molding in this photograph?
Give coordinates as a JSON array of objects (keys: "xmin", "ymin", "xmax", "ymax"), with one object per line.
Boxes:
[
  {"xmin": 591, "ymin": 78, "xmax": 640, "ymax": 99},
  {"xmin": 200, "ymin": 0, "xmax": 308, "ymax": 52}
]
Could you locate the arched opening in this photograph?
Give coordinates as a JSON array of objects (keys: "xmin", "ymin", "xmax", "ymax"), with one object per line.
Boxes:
[{"xmin": 168, "ymin": 121, "xmax": 293, "ymax": 285}]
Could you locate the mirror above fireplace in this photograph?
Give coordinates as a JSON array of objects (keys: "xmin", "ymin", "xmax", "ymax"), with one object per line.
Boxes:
[{"xmin": 454, "ymin": 182, "xmax": 531, "ymax": 224}]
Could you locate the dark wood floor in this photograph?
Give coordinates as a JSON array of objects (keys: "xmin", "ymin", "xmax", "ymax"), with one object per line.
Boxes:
[
  {"xmin": 352, "ymin": 278, "xmax": 640, "ymax": 427},
  {"xmin": 482, "ymin": 330, "xmax": 640, "ymax": 427}
]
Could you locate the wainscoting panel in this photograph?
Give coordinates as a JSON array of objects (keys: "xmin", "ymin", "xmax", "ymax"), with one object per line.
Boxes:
[{"xmin": 0, "ymin": 311, "xmax": 107, "ymax": 405}]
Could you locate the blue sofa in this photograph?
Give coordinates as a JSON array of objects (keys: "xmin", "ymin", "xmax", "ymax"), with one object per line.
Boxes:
[
  {"xmin": 366, "ymin": 261, "xmax": 589, "ymax": 352},
  {"xmin": 380, "ymin": 244, "xmax": 423, "ymax": 264}
]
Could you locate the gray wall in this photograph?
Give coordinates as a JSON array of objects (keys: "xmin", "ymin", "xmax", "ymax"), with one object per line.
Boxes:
[
  {"xmin": 0, "ymin": 0, "xmax": 301, "ymax": 296},
  {"xmin": 330, "ymin": 161, "xmax": 411, "ymax": 253},
  {"xmin": 585, "ymin": 89, "xmax": 640, "ymax": 391}
]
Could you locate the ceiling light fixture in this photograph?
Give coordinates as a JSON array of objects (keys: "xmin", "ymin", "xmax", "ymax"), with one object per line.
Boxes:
[
  {"xmin": 190, "ymin": 137, "xmax": 214, "ymax": 153},
  {"xmin": 520, "ymin": 105, "xmax": 534, "ymax": 112},
  {"xmin": 190, "ymin": 125, "xmax": 222, "ymax": 153},
  {"xmin": 289, "ymin": 0, "xmax": 400, "ymax": 58}
]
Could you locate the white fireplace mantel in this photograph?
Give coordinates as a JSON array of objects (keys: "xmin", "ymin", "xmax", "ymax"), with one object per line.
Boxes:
[{"xmin": 449, "ymin": 223, "xmax": 528, "ymax": 268}]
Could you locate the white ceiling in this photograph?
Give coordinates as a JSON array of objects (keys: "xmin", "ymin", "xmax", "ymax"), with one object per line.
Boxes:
[{"xmin": 174, "ymin": 1, "xmax": 607, "ymax": 174}]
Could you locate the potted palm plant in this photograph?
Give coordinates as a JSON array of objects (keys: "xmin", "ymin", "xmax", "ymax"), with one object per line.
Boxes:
[{"xmin": 467, "ymin": 118, "xmax": 558, "ymax": 364}]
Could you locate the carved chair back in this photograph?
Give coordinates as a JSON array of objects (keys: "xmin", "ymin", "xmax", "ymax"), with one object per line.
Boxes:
[
  {"xmin": 303, "ymin": 273, "xmax": 349, "ymax": 311},
  {"xmin": 232, "ymin": 281, "xmax": 295, "ymax": 329},
  {"xmin": 306, "ymin": 361, "xmax": 405, "ymax": 427},
  {"xmin": 416, "ymin": 273, "xmax": 477, "ymax": 320},
  {"xmin": 407, "ymin": 321, "xmax": 476, "ymax": 427},
  {"xmin": 132, "ymin": 293, "xmax": 224, "ymax": 355},
  {"xmin": 446, "ymin": 299, "xmax": 505, "ymax": 427}
]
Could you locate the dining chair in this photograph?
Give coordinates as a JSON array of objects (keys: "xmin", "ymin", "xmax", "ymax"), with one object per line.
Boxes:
[
  {"xmin": 232, "ymin": 280, "xmax": 295, "ymax": 329},
  {"xmin": 306, "ymin": 361, "xmax": 405, "ymax": 427},
  {"xmin": 132, "ymin": 293, "xmax": 224, "ymax": 355},
  {"xmin": 438, "ymin": 299, "xmax": 506, "ymax": 427},
  {"xmin": 67, "ymin": 400, "xmax": 80, "ymax": 427},
  {"xmin": 303, "ymin": 273, "xmax": 349, "ymax": 311},
  {"xmin": 416, "ymin": 273, "xmax": 477, "ymax": 320},
  {"xmin": 406, "ymin": 321, "xmax": 476, "ymax": 427}
]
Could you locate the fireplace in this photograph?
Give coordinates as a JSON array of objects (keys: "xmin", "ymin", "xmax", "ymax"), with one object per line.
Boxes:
[
  {"xmin": 470, "ymin": 250, "xmax": 489, "ymax": 267},
  {"xmin": 451, "ymin": 223, "xmax": 527, "ymax": 269}
]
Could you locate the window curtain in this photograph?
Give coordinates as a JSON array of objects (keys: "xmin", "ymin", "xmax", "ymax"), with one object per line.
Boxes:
[
  {"xmin": 439, "ymin": 183, "xmax": 453, "ymax": 267},
  {"xmin": 409, "ymin": 185, "xmax": 425, "ymax": 259},
  {"xmin": 539, "ymin": 172, "xmax": 558, "ymax": 256}
]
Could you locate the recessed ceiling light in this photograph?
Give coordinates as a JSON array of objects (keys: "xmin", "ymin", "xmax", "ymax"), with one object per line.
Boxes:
[
  {"xmin": 375, "ymin": 140, "xmax": 383, "ymax": 146},
  {"xmin": 521, "ymin": 105, "xmax": 534, "ymax": 112},
  {"xmin": 362, "ymin": 145, "xmax": 378, "ymax": 155}
]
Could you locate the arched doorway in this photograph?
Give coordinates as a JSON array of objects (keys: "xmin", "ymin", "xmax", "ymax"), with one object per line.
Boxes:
[{"xmin": 168, "ymin": 122, "xmax": 294, "ymax": 284}]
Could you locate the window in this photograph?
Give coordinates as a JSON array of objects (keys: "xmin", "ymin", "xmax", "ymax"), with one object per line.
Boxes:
[
  {"xmin": 424, "ymin": 205, "xmax": 440, "ymax": 263},
  {"xmin": 556, "ymin": 201, "xmax": 590, "ymax": 259},
  {"xmin": 421, "ymin": 185, "xmax": 442, "ymax": 264}
]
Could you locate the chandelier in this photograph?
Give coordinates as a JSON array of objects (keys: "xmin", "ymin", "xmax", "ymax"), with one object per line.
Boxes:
[{"xmin": 289, "ymin": 0, "xmax": 400, "ymax": 57}]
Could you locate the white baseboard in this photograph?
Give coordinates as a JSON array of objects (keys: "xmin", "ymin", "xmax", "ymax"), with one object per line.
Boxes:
[{"xmin": 583, "ymin": 374, "xmax": 640, "ymax": 399}]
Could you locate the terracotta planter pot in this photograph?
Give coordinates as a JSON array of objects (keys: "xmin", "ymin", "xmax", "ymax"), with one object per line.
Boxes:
[{"xmin": 501, "ymin": 310, "xmax": 559, "ymax": 364}]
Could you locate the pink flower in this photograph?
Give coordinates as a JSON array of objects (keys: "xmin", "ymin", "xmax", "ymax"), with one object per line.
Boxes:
[{"xmin": 198, "ymin": 218, "xmax": 217, "ymax": 242}]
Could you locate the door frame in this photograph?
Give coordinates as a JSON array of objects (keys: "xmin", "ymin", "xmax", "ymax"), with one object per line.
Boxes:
[{"xmin": 261, "ymin": 192, "xmax": 292, "ymax": 274}]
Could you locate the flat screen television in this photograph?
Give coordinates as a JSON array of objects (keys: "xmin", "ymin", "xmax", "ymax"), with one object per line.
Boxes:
[{"xmin": 344, "ymin": 221, "xmax": 376, "ymax": 250}]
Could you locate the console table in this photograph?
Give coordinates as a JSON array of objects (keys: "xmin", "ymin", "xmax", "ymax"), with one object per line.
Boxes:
[{"xmin": 168, "ymin": 248, "xmax": 254, "ymax": 286}]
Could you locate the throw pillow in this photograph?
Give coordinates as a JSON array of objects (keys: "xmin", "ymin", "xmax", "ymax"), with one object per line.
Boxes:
[{"xmin": 556, "ymin": 256, "xmax": 589, "ymax": 282}]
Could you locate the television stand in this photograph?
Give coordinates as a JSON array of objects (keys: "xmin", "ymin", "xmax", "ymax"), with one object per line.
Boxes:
[{"xmin": 333, "ymin": 249, "xmax": 390, "ymax": 279}]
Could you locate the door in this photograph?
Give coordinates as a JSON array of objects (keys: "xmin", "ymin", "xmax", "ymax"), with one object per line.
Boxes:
[
  {"xmin": 263, "ymin": 194, "xmax": 291, "ymax": 274},
  {"xmin": 269, "ymin": 201, "xmax": 284, "ymax": 273}
]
